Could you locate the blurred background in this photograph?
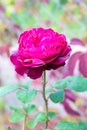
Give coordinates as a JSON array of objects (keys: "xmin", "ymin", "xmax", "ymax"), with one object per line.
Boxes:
[{"xmin": 0, "ymin": 0, "xmax": 87, "ymax": 129}]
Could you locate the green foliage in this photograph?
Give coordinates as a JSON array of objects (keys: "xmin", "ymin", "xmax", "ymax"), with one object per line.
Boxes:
[
  {"xmin": 45, "ymin": 88, "xmax": 54, "ymax": 94},
  {"xmin": 28, "ymin": 112, "xmax": 47, "ymax": 129},
  {"xmin": 24, "ymin": 104, "xmax": 36, "ymax": 114},
  {"xmin": 54, "ymin": 76, "xmax": 87, "ymax": 92},
  {"xmin": 50, "ymin": 90, "xmax": 65, "ymax": 103},
  {"xmin": 66, "ymin": 76, "xmax": 87, "ymax": 92},
  {"xmin": 10, "ymin": 106, "xmax": 22, "ymax": 111},
  {"xmin": 8, "ymin": 83, "xmax": 37, "ymax": 124},
  {"xmin": 21, "ymin": 81, "xmax": 32, "ymax": 89},
  {"xmin": 55, "ymin": 121, "xmax": 80, "ymax": 130},
  {"xmin": 55, "ymin": 121, "xmax": 87, "ymax": 130},
  {"xmin": 35, "ymin": 112, "xmax": 47, "ymax": 122},
  {"xmin": 7, "ymin": 81, "xmax": 38, "ymax": 125},
  {"xmin": 9, "ymin": 111, "xmax": 25, "ymax": 123},
  {"xmin": 0, "ymin": 98, "xmax": 5, "ymax": 109},
  {"xmin": 54, "ymin": 76, "xmax": 72, "ymax": 89},
  {"xmin": 16, "ymin": 88, "xmax": 37, "ymax": 103},
  {"xmin": 0, "ymin": 85, "xmax": 19, "ymax": 96},
  {"xmin": 78, "ymin": 122, "xmax": 87, "ymax": 130},
  {"xmin": 59, "ymin": 0, "xmax": 68, "ymax": 5},
  {"xmin": 28, "ymin": 119, "xmax": 37, "ymax": 129},
  {"xmin": 48, "ymin": 112, "xmax": 57, "ymax": 119},
  {"xmin": 0, "ymin": 0, "xmax": 87, "ymax": 45}
]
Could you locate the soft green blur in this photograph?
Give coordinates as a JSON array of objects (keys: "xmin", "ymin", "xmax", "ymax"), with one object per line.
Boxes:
[{"xmin": 0, "ymin": 0, "xmax": 87, "ymax": 44}]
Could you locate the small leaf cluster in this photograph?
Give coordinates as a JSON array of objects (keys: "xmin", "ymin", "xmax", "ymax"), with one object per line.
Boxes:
[
  {"xmin": 28, "ymin": 111, "xmax": 57, "ymax": 129},
  {"xmin": 48, "ymin": 76, "xmax": 87, "ymax": 103},
  {"xmin": 8, "ymin": 81, "xmax": 38, "ymax": 128}
]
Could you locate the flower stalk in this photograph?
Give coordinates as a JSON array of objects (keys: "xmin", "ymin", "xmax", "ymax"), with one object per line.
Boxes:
[
  {"xmin": 42, "ymin": 71, "xmax": 49, "ymax": 128},
  {"xmin": 22, "ymin": 115, "xmax": 27, "ymax": 130}
]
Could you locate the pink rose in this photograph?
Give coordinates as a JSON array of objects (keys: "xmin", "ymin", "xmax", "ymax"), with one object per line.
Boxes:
[{"xmin": 10, "ymin": 28, "xmax": 71, "ymax": 79}]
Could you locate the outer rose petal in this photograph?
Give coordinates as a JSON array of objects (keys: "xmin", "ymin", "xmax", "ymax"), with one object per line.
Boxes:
[
  {"xmin": 15, "ymin": 66, "xmax": 29, "ymax": 75},
  {"xmin": 51, "ymin": 46, "xmax": 71, "ymax": 66},
  {"xmin": 46, "ymin": 62, "xmax": 65, "ymax": 70},
  {"xmin": 10, "ymin": 51, "xmax": 21, "ymax": 66},
  {"xmin": 45, "ymin": 45, "xmax": 71, "ymax": 70},
  {"xmin": 60, "ymin": 45, "xmax": 72, "ymax": 57},
  {"xmin": 27, "ymin": 67, "xmax": 45, "ymax": 79}
]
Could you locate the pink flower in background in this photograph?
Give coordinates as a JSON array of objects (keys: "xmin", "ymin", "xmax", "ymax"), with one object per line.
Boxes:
[{"xmin": 10, "ymin": 28, "xmax": 71, "ymax": 79}]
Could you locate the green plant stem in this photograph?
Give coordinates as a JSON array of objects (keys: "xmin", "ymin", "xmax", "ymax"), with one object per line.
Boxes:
[
  {"xmin": 22, "ymin": 115, "xmax": 27, "ymax": 130},
  {"xmin": 42, "ymin": 71, "xmax": 49, "ymax": 128}
]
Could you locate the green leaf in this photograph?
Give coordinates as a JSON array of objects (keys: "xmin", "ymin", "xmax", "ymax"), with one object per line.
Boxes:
[
  {"xmin": 9, "ymin": 111, "xmax": 25, "ymax": 123},
  {"xmin": 54, "ymin": 76, "xmax": 87, "ymax": 92},
  {"xmin": 55, "ymin": 121, "xmax": 80, "ymax": 130},
  {"xmin": 79, "ymin": 122, "xmax": 87, "ymax": 130},
  {"xmin": 55, "ymin": 121, "xmax": 87, "ymax": 130},
  {"xmin": 54, "ymin": 76, "xmax": 72, "ymax": 89},
  {"xmin": 45, "ymin": 88, "xmax": 54, "ymax": 94},
  {"xmin": 48, "ymin": 112, "xmax": 57, "ymax": 119},
  {"xmin": 21, "ymin": 81, "xmax": 32, "ymax": 89},
  {"xmin": 16, "ymin": 89, "xmax": 37, "ymax": 103},
  {"xmin": 60, "ymin": 0, "xmax": 68, "ymax": 5},
  {"xmin": 28, "ymin": 112, "xmax": 47, "ymax": 129},
  {"xmin": 0, "ymin": 85, "xmax": 19, "ymax": 96},
  {"xmin": 36, "ymin": 112, "xmax": 47, "ymax": 122},
  {"xmin": 9, "ymin": 106, "xmax": 22, "ymax": 111},
  {"xmin": 50, "ymin": 90, "xmax": 65, "ymax": 103},
  {"xmin": 24, "ymin": 104, "xmax": 36, "ymax": 114},
  {"xmin": 0, "ymin": 98, "xmax": 5, "ymax": 109},
  {"xmin": 66, "ymin": 76, "xmax": 87, "ymax": 92},
  {"xmin": 28, "ymin": 120, "xmax": 37, "ymax": 129}
]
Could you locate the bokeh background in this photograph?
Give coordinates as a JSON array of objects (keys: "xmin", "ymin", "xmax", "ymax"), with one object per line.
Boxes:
[{"xmin": 0, "ymin": 0, "xmax": 87, "ymax": 130}]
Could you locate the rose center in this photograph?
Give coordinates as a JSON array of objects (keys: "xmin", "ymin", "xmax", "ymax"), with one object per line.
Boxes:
[{"xmin": 33, "ymin": 35, "xmax": 41, "ymax": 47}]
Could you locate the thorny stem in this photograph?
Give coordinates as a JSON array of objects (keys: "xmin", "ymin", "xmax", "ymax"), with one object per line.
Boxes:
[{"xmin": 42, "ymin": 71, "xmax": 49, "ymax": 128}]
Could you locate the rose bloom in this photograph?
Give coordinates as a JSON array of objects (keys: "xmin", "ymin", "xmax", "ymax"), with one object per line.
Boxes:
[{"xmin": 10, "ymin": 28, "xmax": 71, "ymax": 79}]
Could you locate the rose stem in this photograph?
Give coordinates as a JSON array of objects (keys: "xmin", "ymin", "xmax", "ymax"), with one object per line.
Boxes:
[{"xmin": 42, "ymin": 71, "xmax": 49, "ymax": 128}]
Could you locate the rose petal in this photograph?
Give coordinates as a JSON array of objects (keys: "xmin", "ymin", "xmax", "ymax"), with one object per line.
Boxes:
[
  {"xmin": 60, "ymin": 45, "xmax": 72, "ymax": 57},
  {"xmin": 63, "ymin": 45, "xmax": 72, "ymax": 56},
  {"xmin": 46, "ymin": 62, "xmax": 65, "ymax": 70},
  {"xmin": 10, "ymin": 51, "xmax": 22, "ymax": 66},
  {"xmin": 52, "ymin": 62, "xmax": 65, "ymax": 69},
  {"xmin": 15, "ymin": 66, "xmax": 29, "ymax": 75},
  {"xmin": 52, "ymin": 57, "xmax": 65, "ymax": 65},
  {"xmin": 22, "ymin": 59, "xmax": 45, "ymax": 67},
  {"xmin": 27, "ymin": 67, "xmax": 45, "ymax": 79}
]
